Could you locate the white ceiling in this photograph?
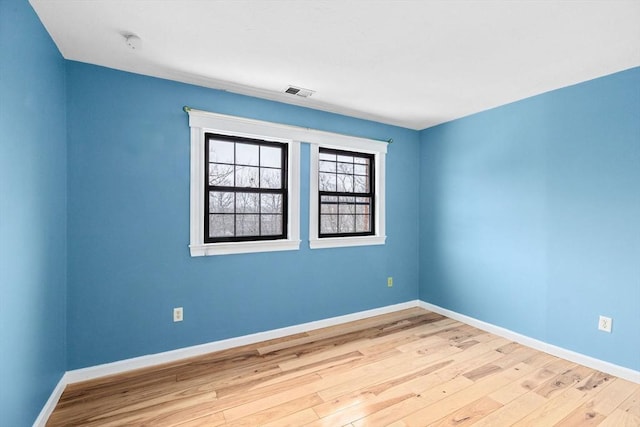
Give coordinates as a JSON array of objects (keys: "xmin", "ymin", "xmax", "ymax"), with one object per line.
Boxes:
[{"xmin": 30, "ymin": 0, "xmax": 640, "ymax": 130}]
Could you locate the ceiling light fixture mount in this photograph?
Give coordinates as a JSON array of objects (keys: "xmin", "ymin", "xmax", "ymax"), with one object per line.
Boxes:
[{"xmin": 124, "ymin": 34, "xmax": 141, "ymax": 50}]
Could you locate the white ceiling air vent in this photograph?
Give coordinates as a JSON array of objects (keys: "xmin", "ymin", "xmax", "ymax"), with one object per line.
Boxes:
[{"xmin": 284, "ymin": 86, "xmax": 315, "ymax": 98}]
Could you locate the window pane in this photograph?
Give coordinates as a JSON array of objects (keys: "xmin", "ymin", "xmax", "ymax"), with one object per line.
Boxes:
[
  {"xmin": 321, "ymin": 202, "xmax": 338, "ymax": 214},
  {"xmin": 209, "ymin": 214, "xmax": 234, "ymax": 237},
  {"xmin": 209, "ymin": 140, "xmax": 234, "ymax": 163},
  {"xmin": 261, "ymin": 193, "xmax": 282, "ymax": 214},
  {"xmin": 354, "ymin": 156, "xmax": 369, "ymax": 164},
  {"xmin": 236, "ymin": 192, "xmax": 259, "ymax": 213},
  {"xmin": 337, "ymin": 154, "xmax": 353, "ymax": 163},
  {"xmin": 260, "ymin": 168, "xmax": 281, "ymax": 189},
  {"xmin": 209, "ymin": 191, "xmax": 234, "ymax": 213},
  {"xmin": 261, "ymin": 214, "xmax": 282, "ymax": 236},
  {"xmin": 355, "ymin": 200, "xmax": 370, "ymax": 214},
  {"xmin": 236, "ymin": 143, "xmax": 259, "ymax": 166},
  {"xmin": 338, "ymin": 215, "xmax": 355, "ymax": 233},
  {"xmin": 319, "ymin": 160, "xmax": 336, "ymax": 172},
  {"xmin": 320, "ymin": 214, "xmax": 338, "ymax": 234},
  {"xmin": 337, "ymin": 175, "xmax": 354, "ymax": 192},
  {"xmin": 319, "ymin": 172, "xmax": 337, "ymax": 191},
  {"xmin": 236, "ymin": 166, "xmax": 259, "ymax": 187},
  {"xmin": 354, "ymin": 175, "xmax": 369, "ymax": 193},
  {"xmin": 356, "ymin": 214, "xmax": 371, "ymax": 232},
  {"xmin": 209, "ymin": 163, "xmax": 234, "ymax": 186},
  {"xmin": 260, "ymin": 146, "xmax": 281, "ymax": 168},
  {"xmin": 236, "ymin": 214, "xmax": 259, "ymax": 236},
  {"xmin": 354, "ymin": 164, "xmax": 368, "ymax": 175},
  {"xmin": 337, "ymin": 162, "xmax": 353, "ymax": 174}
]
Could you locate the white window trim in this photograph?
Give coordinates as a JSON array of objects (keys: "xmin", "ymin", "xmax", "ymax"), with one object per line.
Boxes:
[
  {"xmin": 188, "ymin": 109, "xmax": 300, "ymax": 256},
  {"xmin": 187, "ymin": 108, "xmax": 387, "ymax": 255},
  {"xmin": 309, "ymin": 142, "xmax": 387, "ymax": 249}
]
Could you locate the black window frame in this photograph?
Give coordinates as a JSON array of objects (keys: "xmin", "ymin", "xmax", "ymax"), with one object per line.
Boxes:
[
  {"xmin": 318, "ymin": 147, "xmax": 375, "ymax": 238},
  {"xmin": 204, "ymin": 133, "xmax": 288, "ymax": 243}
]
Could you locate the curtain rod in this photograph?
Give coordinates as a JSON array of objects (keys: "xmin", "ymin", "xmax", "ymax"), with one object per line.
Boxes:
[{"xmin": 183, "ymin": 106, "xmax": 393, "ymax": 144}]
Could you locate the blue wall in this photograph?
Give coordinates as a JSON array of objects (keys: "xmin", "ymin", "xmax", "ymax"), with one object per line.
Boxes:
[
  {"xmin": 0, "ymin": 0, "xmax": 67, "ymax": 425},
  {"xmin": 419, "ymin": 67, "xmax": 640, "ymax": 371},
  {"xmin": 66, "ymin": 63, "xmax": 420, "ymax": 369}
]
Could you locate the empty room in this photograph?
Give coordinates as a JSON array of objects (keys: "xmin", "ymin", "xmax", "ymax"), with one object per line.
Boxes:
[{"xmin": 1, "ymin": 0, "xmax": 639, "ymax": 425}]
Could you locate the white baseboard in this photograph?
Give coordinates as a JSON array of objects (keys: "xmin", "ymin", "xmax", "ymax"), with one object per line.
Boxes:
[
  {"xmin": 65, "ymin": 300, "xmax": 420, "ymax": 384},
  {"xmin": 33, "ymin": 374, "xmax": 67, "ymax": 427},
  {"xmin": 418, "ymin": 300, "xmax": 640, "ymax": 384}
]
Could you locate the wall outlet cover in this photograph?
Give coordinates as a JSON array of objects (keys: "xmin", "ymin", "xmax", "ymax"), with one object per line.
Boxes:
[
  {"xmin": 598, "ymin": 315, "xmax": 612, "ymax": 333},
  {"xmin": 173, "ymin": 307, "xmax": 184, "ymax": 322}
]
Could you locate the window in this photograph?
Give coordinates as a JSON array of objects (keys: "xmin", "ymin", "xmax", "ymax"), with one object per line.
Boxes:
[
  {"xmin": 187, "ymin": 107, "xmax": 386, "ymax": 255},
  {"xmin": 205, "ymin": 134, "xmax": 288, "ymax": 243},
  {"xmin": 187, "ymin": 109, "xmax": 300, "ymax": 256},
  {"xmin": 310, "ymin": 141, "xmax": 386, "ymax": 249},
  {"xmin": 318, "ymin": 148, "xmax": 374, "ymax": 237}
]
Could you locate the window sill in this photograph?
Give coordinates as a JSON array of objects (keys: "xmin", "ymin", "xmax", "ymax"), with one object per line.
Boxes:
[
  {"xmin": 309, "ymin": 235, "xmax": 386, "ymax": 249},
  {"xmin": 190, "ymin": 239, "xmax": 301, "ymax": 256}
]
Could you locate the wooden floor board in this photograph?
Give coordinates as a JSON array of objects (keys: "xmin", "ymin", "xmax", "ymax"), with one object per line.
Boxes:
[{"xmin": 47, "ymin": 308, "xmax": 639, "ymax": 426}]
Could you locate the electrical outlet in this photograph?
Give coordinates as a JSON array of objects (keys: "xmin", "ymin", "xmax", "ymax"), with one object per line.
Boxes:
[
  {"xmin": 173, "ymin": 307, "xmax": 183, "ymax": 322},
  {"xmin": 598, "ymin": 315, "xmax": 612, "ymax": 333},
  {"xmin": 387, "ymin": 277, "xmax": 393, "ymax": 287}
]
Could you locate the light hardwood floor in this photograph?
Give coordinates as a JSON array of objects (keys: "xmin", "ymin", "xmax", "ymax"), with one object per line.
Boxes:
[{"xmin": 48, "ymin": 308, "xmax": 640, "ymax": 426}]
